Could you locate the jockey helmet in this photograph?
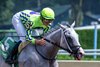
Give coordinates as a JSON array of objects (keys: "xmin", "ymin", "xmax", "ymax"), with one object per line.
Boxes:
[{"xmin": 40, "ymin": 7, "xmax": 55, "ymax": 20}]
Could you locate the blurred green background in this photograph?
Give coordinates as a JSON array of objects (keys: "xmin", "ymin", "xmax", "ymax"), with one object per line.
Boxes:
[{"xmin": 0, "ymin": 0, "xmax": 100, "ymax": 29}]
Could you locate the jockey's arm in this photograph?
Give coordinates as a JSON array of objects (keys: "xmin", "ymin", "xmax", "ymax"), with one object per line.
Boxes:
[
  {"xmin": 32, "ymin": 38, "xmax": 45, "ymax": 45},
  {"xmin": 26, "ymin": 30, "xmax": 45, "ymax": 45}
]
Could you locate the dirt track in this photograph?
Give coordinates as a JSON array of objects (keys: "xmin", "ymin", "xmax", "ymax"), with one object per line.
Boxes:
[{"xmin": 58, "ymin": 60, "xmax": 100, "ymax": 67}]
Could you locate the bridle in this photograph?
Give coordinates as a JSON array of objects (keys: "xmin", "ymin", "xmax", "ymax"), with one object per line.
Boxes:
[{"xmin": 35, "ymin": 28, "xmax": 81, "ymax": 60}]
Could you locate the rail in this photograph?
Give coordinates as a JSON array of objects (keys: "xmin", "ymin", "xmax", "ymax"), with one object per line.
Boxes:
[
  {"xmin": 58, "ymin": 49, "xmax": 100, "ymax": 55},
  {"xmin": 0, "ymin": 30, "xmax": 100, "ymax": 56}
]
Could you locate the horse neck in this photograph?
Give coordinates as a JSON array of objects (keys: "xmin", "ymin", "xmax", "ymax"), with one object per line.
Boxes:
[
  {"xmin": 40, "ymin": 28, "xmax": 63, "ymax": 59},
  {"xmin": 34, "ymin": 28, "xmax": 63, "ymax": 60},
  {"xmin": 48, "ymin": 28, "xmax": 68, "ymax": 52},
  {"xmin": 45, "ymin": 28, "xmax": 63, "ymax": 45}
]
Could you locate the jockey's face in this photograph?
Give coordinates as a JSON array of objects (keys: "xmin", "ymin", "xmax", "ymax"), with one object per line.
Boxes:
[
  {"xmin": 41, "ymin": 16, "xmax": 54, "ymax": 26},
  {"xmin": 42, "ymin": 19, "xmax": 53, "ymax": 26}
]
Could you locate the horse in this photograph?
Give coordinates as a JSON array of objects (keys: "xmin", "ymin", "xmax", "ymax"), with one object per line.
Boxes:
[
  {"xmin": 0, "ymin": 22, "xmax": 84, "ymax": 67},
  {"xmin": 0, "ymin": 55, "xmax": 11, "ymax": 67},
  {"xmin": 18, "ymin": 23, "xmax": 84, "ymax": 67}
]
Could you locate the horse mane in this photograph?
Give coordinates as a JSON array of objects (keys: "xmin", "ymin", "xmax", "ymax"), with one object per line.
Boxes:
[{"xmin": 43, "ymin": 26, "xmax": 60, "ymax": 36}]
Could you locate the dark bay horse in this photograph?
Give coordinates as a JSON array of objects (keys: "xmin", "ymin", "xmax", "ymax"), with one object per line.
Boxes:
[{"xmin": 18, "ymin": 23, "xmax": 84, "ymax": 67}]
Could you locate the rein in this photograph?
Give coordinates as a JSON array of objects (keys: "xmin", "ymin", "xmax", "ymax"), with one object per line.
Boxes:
[
  {"xmin": 35, "ymin": 37, "xmax": 74, "ymax": 60},
  {"xmin": 44, "ymin": 38, "xmax": 81, "ymax": 54},
  {"xmin": 34, "ymin": 28, "xmax": 81, "ymax": 60},
  {"xmin": 44, "ymin": 38, "xmax": 73, "ymax": 53}
]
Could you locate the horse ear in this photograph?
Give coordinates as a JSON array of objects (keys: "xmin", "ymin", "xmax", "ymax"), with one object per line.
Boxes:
[{"xmin": 71, "ymin": 21, "xmax": 75, "ymax": 28}]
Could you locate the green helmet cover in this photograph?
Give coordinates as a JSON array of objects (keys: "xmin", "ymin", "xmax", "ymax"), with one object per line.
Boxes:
[{"xmin": 41, "ymin": 7, "xmax": 55, "ymax": 20}]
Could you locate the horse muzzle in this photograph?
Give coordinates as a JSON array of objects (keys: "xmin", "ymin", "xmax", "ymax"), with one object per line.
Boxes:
[
  {"xmin": 74, "ymin": 53, "xmax": 83, "ymax": 60},
  {"xmin": 74, "ymin": 47, "xmax": 85, "ymax": 60}
]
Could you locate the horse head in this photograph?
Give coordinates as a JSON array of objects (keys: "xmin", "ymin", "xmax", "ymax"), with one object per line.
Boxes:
[{"xmin": 59, "ymin": 22, "xmax": 84, "ymax": 60}]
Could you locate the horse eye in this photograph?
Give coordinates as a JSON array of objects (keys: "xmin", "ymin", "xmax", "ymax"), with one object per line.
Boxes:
[
  {"xmin": 68, "ymin": 32, "xmax": 70, "ymax": 34},
  {"xmin": 65, "ymin": 32, "xmax": 70, "ymax": 35}
]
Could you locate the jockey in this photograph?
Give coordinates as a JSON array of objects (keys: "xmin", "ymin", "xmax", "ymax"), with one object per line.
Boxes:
[{"xmin": 6, "ymin": 7, "xmax": 55, "ymax": 64}]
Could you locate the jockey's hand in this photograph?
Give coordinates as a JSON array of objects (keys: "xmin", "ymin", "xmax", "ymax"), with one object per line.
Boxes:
[{"xmin": 35, "ymin": 38, "xmax": 45, "ymax": 45}]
